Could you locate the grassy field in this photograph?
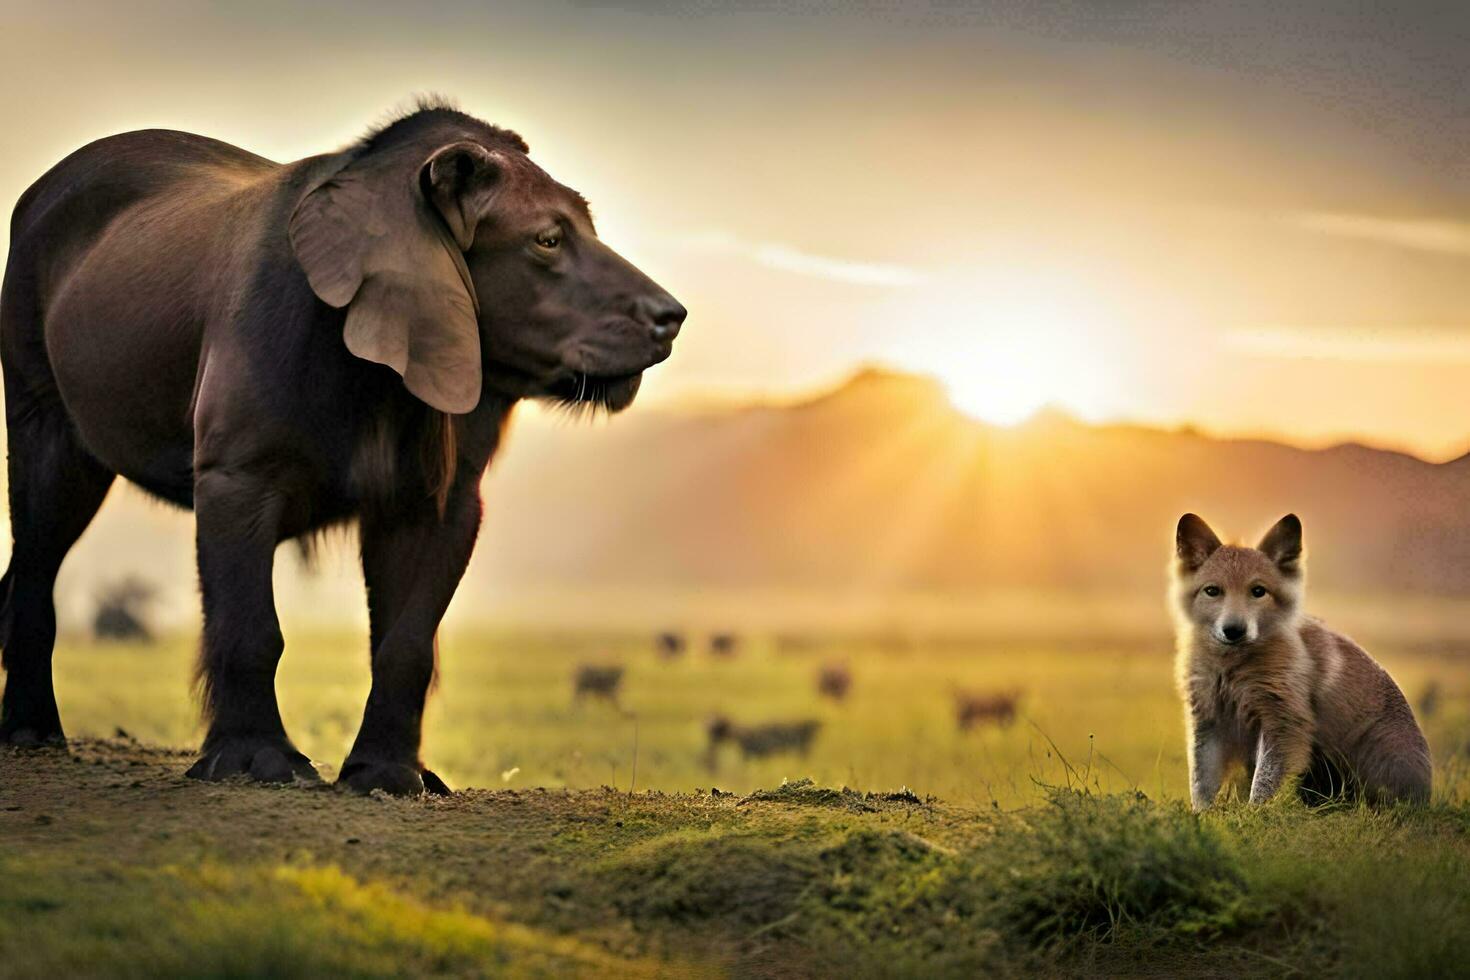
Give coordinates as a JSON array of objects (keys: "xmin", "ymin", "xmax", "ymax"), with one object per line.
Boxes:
[
  {"xmin": 5, "ymin": 624, "xmax": 1466, "ymax": 976},
  {"xmin": 45, "ymin": 625, "xmax": 1470, "ymax": 806},
  {"xmin": 3, "ymin": 740, "xmax": 1469, "ymax": 977}
]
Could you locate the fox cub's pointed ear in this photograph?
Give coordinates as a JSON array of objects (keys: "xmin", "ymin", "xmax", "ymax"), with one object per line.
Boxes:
[
  {"xmin": 1258, "ymin": 514, "xmax": 1303, "ymax": 574},
  {"xmin": 1176, "ymin": 513, "xmax": 1222, "ymax": 571}
]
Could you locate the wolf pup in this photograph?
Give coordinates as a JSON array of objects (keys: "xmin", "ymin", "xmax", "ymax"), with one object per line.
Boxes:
[{"xmin": 1172, "ymin": 513, "xmax": 1431, "ymax": 808}]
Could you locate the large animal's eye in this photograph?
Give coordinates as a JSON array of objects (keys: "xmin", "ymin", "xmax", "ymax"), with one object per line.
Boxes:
[
  {"xmin": 1250, "ymin": 585, "xmax": 1268, "ymax": 599},
  {"xmin": 1202, "ymin": 585, "xmax": 1222, "ymax": 598},
  {"xmin": 534, "ymin": 228, "xmax": 562, "ymax": 250}
]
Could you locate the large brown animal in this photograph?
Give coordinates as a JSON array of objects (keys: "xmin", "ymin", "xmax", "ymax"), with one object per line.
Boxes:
[{"xmin": 0, "ymin": 101, "xmax": 685, "ymax": 795}]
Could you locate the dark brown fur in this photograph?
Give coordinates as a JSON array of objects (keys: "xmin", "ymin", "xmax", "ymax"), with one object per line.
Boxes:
[{"xmin": 0, "ymin": 101, "xmax": 685, "ymax": 794}]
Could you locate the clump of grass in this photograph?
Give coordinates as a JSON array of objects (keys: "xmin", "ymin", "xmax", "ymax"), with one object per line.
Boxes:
[
  {"xmin": 980, "ymin": 787, "xmax": 1260, "ymax": 950},
  {"xmin": 802, "ymin": 828, "xmax": 1004, "ymax": 975},
  {"xmin": 600, "ymin": 818, "xmax": 1001, "ymax": 973},
  {"xmin": 597, "ymin": 785, "xmax": 1269, "ymax": 974},
  {"xmin": 1211, "ymin": 801, "xmax": 1470, "ymax": 978},
  {"xmin": 602, "ymin": 828, "xmax": 820, "ymax": 931}
]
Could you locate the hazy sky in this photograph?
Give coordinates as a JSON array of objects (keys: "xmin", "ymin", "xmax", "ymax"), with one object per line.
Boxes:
[{"xmin": 5, "ymin": 1, "xmax": 1470, "ymax": 457}]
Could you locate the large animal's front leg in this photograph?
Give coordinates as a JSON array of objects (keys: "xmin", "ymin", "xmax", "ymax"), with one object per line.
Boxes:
[
  {"xmin": 339, "ymin": 482, "xmax": 483, "ymax": 796},
  {"xmin": 186, "ymin": 468, "xmax": 316, "ymax": 783},
  {"xmin": 1248, "ymin": 725, "xmax": 1313, "ymax": 804}
]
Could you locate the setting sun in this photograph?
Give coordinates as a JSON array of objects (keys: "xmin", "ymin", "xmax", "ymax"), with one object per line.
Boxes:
[
  {"xmin": 941, "ymin": 328, "xmax": 1086, "ymax": 425},
  {"xmin": 895, "ymin": 276, "xmax": 1115, "ymax": 426}
]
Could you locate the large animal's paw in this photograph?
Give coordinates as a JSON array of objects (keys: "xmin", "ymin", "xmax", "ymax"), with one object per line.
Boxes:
[
  {"xmin": 185, "ymin": 737, "xmax": 321, "ymax": 785},
  {"xmin": 338, "ymin": 758, "xmax": 452, "ymax": 797},
  {"xmin": 1, "ymin": 726, "xmax": 66, "ymax": 748},
  {"xmin": 0, "ymin": 712, "xmax": 65, "ymax": 748}
]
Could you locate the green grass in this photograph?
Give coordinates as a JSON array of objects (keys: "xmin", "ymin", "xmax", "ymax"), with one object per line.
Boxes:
[
  {"xmin": 0, "ymin": 856, "xmax": 653, "ymax": 979},
  {"xmin": 17, "ymin": 627, "xmax": 1470, "ymax": 975},
  {"xmin": 4, "ymin": 743, "xmax": 1468, "ymax": 977},
  {"xmin": 47, "ymin": 627, "xmax": 1470, "ymax": 807}
]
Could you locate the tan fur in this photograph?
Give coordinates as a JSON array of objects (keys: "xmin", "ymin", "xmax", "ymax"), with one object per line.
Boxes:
[{"xmin": 1171, "ymin": 514, "xmax": 1431, "ymax": 809}]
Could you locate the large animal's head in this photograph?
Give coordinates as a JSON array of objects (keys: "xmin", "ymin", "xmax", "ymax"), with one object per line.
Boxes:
[
  {"xmin": 1172, "ymin": 513, "xmax": 1304, "ymax": 649},
  {"xmin": 289, "ymin": 103, "xmax": 684, "ymax": 415}
]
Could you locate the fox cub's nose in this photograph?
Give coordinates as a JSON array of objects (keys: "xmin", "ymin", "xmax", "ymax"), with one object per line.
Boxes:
[{"xmin": 1221, "ymin": 622, "xmax": 1248, "ymax": 644}]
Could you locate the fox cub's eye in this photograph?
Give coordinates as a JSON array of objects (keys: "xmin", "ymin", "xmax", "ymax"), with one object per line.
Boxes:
[
  {"xmin": 1250, "ymin": 585, "xmax": 1268, "ymax": 598},
  {"xmin": 1202, "ymin": 585, "xmax": 1222, "ymax": 597}
]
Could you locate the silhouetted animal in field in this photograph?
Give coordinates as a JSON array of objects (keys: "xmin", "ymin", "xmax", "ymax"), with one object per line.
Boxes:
[
  {"xmin": 1416, "ymin": 680, "xmax": 1441, "ymax": 721},
  {"xmin": 0, "ymin": 99, "xmax": 685, "ymax": 794},
  {"xmin": 655, "ymin": 632, "xmax": 686, "ymax": 660},
  {"xmin": 816, "ymin": 662, "xmax": 852, "ymax": 702},
  {"xmin": 573, "ymin": 664, "xmax": 624, "ymax": 703},
  {"xmin": 92, "ymin": 577, "xmax": 156, "ymax": 642},
  {"xmin": 954, "ymin": 690, "xmax": 1019, "ymax": 731},
  {"xmin": 705, "ymin": 715, "xmax": 821, "ymax": 769},
  {"xmin": 709, "ymin": 632, "xmax": 740, "ymax": 658}
]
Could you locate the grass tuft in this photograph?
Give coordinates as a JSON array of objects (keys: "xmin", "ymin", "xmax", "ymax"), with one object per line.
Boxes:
[{"xmin": 983, "ymin": 787, "xmax": 1260, "ymax": 950}]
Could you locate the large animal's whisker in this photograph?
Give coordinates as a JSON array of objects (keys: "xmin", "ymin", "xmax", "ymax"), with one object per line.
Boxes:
[{"xmin": 545, "ymin": 370, "xmax": 620, "ymax": 422}]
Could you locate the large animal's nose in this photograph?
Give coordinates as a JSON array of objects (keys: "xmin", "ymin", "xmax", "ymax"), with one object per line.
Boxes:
[
  {"xmin": 1221, "ymin": 622, "xmax": 1247, "ymax": 644},
  {"xmin": 638, "ymin": 292, "xmax": 686, "ymax": 343}
]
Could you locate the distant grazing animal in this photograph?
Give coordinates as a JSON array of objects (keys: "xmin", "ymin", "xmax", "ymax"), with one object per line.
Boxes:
[
  {"xmin": 0, "ymin": 100, "xmax": 685, "ymax": 796},
  {"xmin": 816, "ymin": 662, "xmax": 853, "ymax": 702},
  {"xmin": 655, "ymin": 632, "xmax": 686, "ymax": 660},
  {"xmin": 573, "ymin": 664, "xmax": 624, "ymax": 703},
  {"xmin": 709, "ymin": 632, "xmax": 740, "ymax": 658},
  {"xmin": 1416, "ymin": 680, "xmax": 1441, "ymax": 721},
  {"xmin": 954, "ymin": 690, "xmax": 1018, "ymax": 731},
  {"xmin": 705, "ymin": 715, "xmax": 821, "ymax": 768},
  {"xmin": 92, "ymin": 576, "xmax": 157, "ymax": 643},
  {"xmin": 1173, "ymin": 513, "xmax": 1431, "ymax": 808}
]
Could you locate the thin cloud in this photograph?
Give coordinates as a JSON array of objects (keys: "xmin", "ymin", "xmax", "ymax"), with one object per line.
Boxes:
[
  {"xmin": 1226, "ymin": 326, "xmax": 1470, "ymax": 364},
  {"xmin": 682, "ymin": 230, "xmax": 925, "ymax": 287},
  {"xmin": 1287, "ymin": 211, "xmax": 1470, "ymax": 257}
]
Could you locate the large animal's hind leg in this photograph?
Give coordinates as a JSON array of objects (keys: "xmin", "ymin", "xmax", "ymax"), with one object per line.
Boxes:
[
  {"xmin": 0, "ymin": 408, "xmax": 115, "ymax": 745},
  {"xmin": 185, "ymin": 468, "xmax": 316, "ymax": 783}
]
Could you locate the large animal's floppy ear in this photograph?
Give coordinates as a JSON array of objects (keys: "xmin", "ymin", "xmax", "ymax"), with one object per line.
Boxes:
[
  {"xmin": 1176, "ymin": 513, "xmax": 1222, "ymax": 571},
  {"xmin": 289, "ymin": 140, "xmax": 500, "ymax": 414},
  {"xmin": 1258, "ymin": 514, "xmax": 1303, "ymax": 574}
]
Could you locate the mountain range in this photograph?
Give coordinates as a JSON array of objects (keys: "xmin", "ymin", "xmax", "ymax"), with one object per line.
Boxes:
[
  {"xmin": 476, "ymin": 368, "xmax": 1470, "ymax": 596},
  {"xmin": 40, "ymin": 367, "xmax": 1470, "ymax": 631}
]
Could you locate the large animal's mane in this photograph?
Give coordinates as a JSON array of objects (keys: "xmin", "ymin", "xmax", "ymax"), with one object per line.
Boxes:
[{"xmin": 351, "ymin": 95, "xmax": 530, "ymax": 157}]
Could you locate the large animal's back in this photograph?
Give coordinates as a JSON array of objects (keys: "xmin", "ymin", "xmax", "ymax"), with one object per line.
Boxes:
[
  {"xmin": 4, "ymin": 130, "xmax": 288, "ymax": 502},
  {"xmin": 10, "ymin": 130, "xmax": 277, "ymax": 253}
]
